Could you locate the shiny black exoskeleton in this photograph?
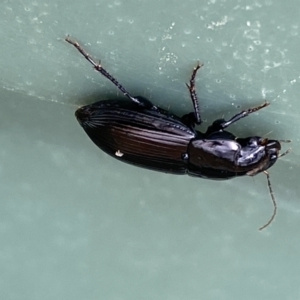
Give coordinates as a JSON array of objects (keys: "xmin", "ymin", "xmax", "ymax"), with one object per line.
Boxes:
[{"xmin": 66, "ymin": 36, "xmax": 287, "ymax": 230}]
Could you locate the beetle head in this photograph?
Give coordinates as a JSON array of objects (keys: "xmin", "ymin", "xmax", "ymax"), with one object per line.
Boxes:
[{"xmin": 236, "ymin": 137, "xmax": 281, "ymax": 175}]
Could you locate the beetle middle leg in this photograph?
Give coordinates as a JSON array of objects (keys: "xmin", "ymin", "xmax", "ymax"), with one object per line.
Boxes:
[
  {"xmin": 186, "ymin": 62, "xmax": 203, "ymax": 125},
  {"xmin": 182, "ymin": 63, "xmax": 203, "ymax": 127}
]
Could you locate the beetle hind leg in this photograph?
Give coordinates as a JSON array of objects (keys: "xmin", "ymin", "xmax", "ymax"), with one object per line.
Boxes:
[
  {"xmin": 186, "ymin": 62, "xmax": 203, "ymax": 125},
  {"xmin": 65, "ymin": 36, "xmax": 144, "ymax": 106}
]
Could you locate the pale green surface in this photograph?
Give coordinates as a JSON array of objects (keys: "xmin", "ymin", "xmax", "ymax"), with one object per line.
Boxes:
[{"xmin": 0, "ymin": 0, "xmax": 299, "ymax": 299}]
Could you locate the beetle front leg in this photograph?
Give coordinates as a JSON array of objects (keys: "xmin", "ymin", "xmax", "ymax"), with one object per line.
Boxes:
[
  {"xmin": 185, "ymin": 62, "xmax": 203, "ymax": 125},
  {"xmin": 206, "ymin": 102, "xmax": 270, "ymax": 133}
]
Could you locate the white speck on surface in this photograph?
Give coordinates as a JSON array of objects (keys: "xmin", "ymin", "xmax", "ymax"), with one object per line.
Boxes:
[{"xmin": 207, "ymin": 16, "xmax": 230, "ymax": 30}]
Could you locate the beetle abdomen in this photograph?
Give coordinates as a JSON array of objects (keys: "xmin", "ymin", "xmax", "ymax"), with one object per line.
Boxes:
[{"xmin": 76, "ymin": 100, "xmax": 195, "ymax": 174}]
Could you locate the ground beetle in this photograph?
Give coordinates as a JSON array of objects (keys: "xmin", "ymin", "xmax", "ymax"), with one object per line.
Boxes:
[{"xmin": 66, "ymin": 36, "xmax": 289, "ymax": 230}]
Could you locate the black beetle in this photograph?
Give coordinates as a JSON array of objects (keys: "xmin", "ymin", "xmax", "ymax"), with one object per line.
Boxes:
[{"xmin": 66, "ymin": 36, "xmax": 289, "ymax": 230}]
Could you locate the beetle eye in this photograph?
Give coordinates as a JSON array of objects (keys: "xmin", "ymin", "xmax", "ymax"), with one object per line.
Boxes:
[
  {"xmin": 248, "ymin": 137, "xmax": 258, "ymax": 146},
  {"xmin": 270, "ymin": 154, "xmax": 277, "ymax": 161}
]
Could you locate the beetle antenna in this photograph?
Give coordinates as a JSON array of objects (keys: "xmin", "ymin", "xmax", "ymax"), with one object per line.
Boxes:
[
  {"xmin": 259, "ymin": 171, "xmax": 277, "ymax": 230},
  {"xmin": 262, "ymin": 130, "xmax": 273, "ymax": 138},
  {"xmin": 279, "ymin": 139, "xmax": 291, "ymax": 144},
  {"xmin": 65, "ymin": 36, "xmax": 142, "ymax": 105}
]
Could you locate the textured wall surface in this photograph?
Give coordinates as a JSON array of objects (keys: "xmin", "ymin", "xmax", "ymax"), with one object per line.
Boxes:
[{"xmin": 0, "ymin": 0, "xmax": 299, "ymax": 299}]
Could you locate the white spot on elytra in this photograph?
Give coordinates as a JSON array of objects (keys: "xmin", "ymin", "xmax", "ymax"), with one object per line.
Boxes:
[{"xmin": 115, "ymin": 150, "xmax": 124, "ymax": 157}]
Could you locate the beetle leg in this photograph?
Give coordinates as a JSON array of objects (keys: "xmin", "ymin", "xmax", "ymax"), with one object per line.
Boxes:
[
  {"xmin": 186, "ymin": 62, "xmax": 203, "ymax": 125},
  {"xmin": 65, "ymin": 36, "xmax": 145, "ymax": 106},
  {"xmin": 211, "ymin": 102, "xmax": 270, "ymax": 131}
]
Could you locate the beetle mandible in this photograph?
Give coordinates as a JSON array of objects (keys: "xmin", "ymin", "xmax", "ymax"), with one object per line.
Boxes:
[{"xmin": 66, "ymin": 36, "xmax": 289, "ymax": 230}]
